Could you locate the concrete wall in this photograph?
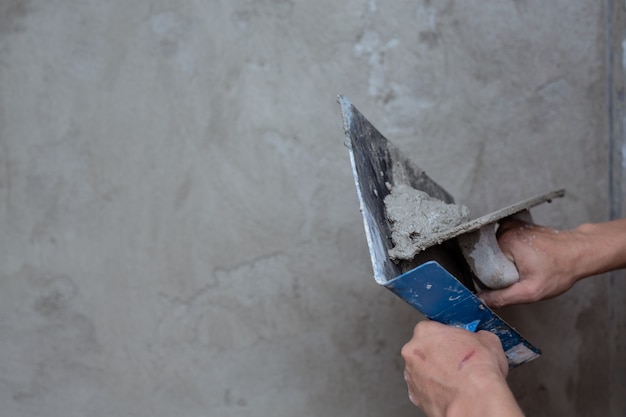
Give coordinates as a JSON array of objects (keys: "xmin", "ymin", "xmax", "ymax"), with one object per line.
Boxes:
[{"xmin": 0, "ymin": 1, "xmax": 621, "ymax": 416}]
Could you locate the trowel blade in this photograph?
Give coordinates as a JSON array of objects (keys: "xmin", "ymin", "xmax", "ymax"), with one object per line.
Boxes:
[{"xmin": 338, "ymin": 94, "xmax": 456, "ymax": 283}]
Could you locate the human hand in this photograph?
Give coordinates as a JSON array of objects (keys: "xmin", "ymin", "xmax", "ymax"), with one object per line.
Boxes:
[
  {"xmin": 401, "ymin": 321, "xmax": 523, "ymax": 417},
  {"xmin": 478, "ymin": 218, "xmax": 587, "ymax": 308}
]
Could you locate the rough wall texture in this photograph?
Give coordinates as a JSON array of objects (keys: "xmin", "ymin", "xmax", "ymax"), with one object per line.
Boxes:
[{"xmin": 0, "ymin": 1, "xmax": 617, "ymax": 416}]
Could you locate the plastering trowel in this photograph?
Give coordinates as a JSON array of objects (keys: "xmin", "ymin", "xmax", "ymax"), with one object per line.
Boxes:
[{"xmin": 338, "ymin": 95, "xmax": 564, "ymax": 367}]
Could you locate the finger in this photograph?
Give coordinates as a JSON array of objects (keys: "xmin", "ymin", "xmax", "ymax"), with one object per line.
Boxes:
[
  {"xmin": 478, "ymin": 288, "xmax": 520, "ymax": 308},
  {"xmin": 476, "ymin": 329, "xmax": 501, "ymax": 347},
  {"xmin": 476, "ymin": 330, "xmax": 508, "ymax": 375},
  {"xmin": 414, "ymin": 319, "xmax": 448, "ymax": 336},
  {"xmin": 478, "ymin": 280, "xmax": 539, "ymax": 307},
  {"xmin": 478, "ymin": 288, "xmax": 506, "ymax": 308},
  {"xmin": 496, "ymin": 239, "xmax": 516, "ymax": 264},
  {"xmin": 476, "ymin": 330, "xmax": 504, "ymax": 359},
  {"xmin": 403, "ymin": 369, "xmax": 421, "ymax": 406},
  {"xmin": 478, "ymin": 285, "xmax": 520, "ymax": 308},
  {"xmin": 407, "ymin": 388, "xmax": 419, "ymax": 407},
  {"xmin": 495, "ymin": 224, "xmax": 522, "ymax": 264}
]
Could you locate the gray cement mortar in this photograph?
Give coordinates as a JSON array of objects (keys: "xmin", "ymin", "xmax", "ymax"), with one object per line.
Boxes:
[{"xmin": 384, "ymin": 183, "xmax": 470, "ymax": 260}]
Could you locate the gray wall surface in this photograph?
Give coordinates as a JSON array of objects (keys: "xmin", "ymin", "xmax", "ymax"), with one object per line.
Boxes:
[{"xmin": 0, "ymin": 1, "xmax": 623, "ymax": 416}]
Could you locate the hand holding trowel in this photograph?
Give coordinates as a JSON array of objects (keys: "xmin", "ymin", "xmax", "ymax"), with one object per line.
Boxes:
[{"xmin": 338, "ymin": 95, "xmax": 564, "ymax": 367}]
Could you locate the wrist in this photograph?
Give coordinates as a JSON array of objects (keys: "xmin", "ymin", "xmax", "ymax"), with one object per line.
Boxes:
[{"xmin": 446, "ymin": 372, "xmax": 524, "ymax": 417}]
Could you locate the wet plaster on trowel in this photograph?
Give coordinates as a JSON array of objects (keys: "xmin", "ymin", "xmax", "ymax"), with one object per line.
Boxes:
[{"xmin": 384, "ymin": 183, "xmax": 470, "ymax": 260}]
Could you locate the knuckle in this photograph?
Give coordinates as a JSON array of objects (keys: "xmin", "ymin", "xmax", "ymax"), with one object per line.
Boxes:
[
  {"xmin": 490, "ymin": 297, "xmax": 505, "ymax": 308},
  {"xmin": 478, "ymin": 329, "xmax": 499, "ymax": 344},
  {"xmin": 400, "ymin": 343, "xmax": 412, "ymax": 360}
]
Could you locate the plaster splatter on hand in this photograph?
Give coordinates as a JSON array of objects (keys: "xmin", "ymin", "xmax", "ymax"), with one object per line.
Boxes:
[{"xmin": 384, "ymin": 184, "xmax": 470, "ymax": 260}]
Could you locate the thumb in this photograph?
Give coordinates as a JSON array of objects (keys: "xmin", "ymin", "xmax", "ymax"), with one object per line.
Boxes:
[
  {"xmin": 478, "ymin": 279, "xmax": 538, "ymax": 308},
  {"xmin": 478, "ymin": 288, "xmax": 509, "ymax": 308}
]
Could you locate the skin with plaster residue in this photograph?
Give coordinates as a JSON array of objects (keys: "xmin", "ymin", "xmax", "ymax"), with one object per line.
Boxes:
[{"xmin": 384, "ymin": 184, "xmax": 470, "ymax": 260}]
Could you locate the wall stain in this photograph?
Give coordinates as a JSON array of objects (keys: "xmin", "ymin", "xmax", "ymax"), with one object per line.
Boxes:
[
  {"xmin": 231, "ymin": 0, "xmax": 294, "ymax": 32},
  {"xmin": 174, "ymin": 172, "xmax": 193, "ymax": 210},
  {"xmin": 511, "ymin": 0, "xmax": 528, "ymax": 15},
  {"xmin": 6, "ymin": 266, "xmax": 103, "ymax": 405},
  {"xmin": 0, "ymin": 111, "xmax": 13, "ymax": 212},
  {"xmin": 0, "ymin": 0, "xmax": 33, "ymax": 35},
  {"xmin": 32, "ymin": 275, "xmax": 78, "ymax": 317},
  {"xmin": 419, "ymin": 31, "xmax": 439, "ymax": 48},
  {"xmin": 154, "ymin": 252, "xmax": 302, "ymax": 354},
  {"xmin": 26, "ymin": 131, "xmax": 96, "ymax": 243},
  {"xmin": 223, "ymin": 388, "xmax": 248, "ymax": 407}
]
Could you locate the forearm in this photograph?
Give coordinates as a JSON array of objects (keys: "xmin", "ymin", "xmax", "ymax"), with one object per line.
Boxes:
[
  {"xmin": 446, "ymin": 373, "xmax": 524, "ymax": 417},
  {"xmin": 572, "ymin": 218, "xmax": 626, "ymax": 282}
]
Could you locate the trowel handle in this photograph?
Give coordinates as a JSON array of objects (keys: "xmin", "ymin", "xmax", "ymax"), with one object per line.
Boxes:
[
  {"xmin": 508, "ymin": 209, "xmax": 533, "ymax": 224},
  {"xmin": 458, "ymin": 211, "xmax": 531, "ymax": 290}
]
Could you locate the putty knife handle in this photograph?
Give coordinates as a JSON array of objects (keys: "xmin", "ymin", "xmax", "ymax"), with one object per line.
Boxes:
[{"xmin": 458, "ymin": 210, "xmax": 533, "ymax": 289}]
